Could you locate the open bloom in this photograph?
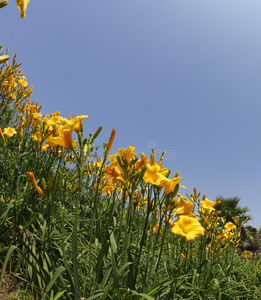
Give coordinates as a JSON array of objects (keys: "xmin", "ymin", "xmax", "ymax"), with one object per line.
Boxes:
[
  {"xmin": 27, "ymin": 172, "xmax": 44, "ymax": 196},
  {"xmin": 164, "ymin": 175, "xmax": 187, "ymax": 195},
  {"xmin": 143, "ymin": 158, "xmax": 169, "ymax": 187},
  {"xmin": 224, "ymin": 222, "xmax": 236, "ymax": 231},
  {"xmin": 174, "ymin": 197, "xmax": 196, "ymax": 217},
  {"xmin": 3, "ymin": 127, "xmax": 17, "ymax": 139},
  {"xmin": 201, "ymin": 198, "xmax": 220, "ymax": 211},
  {"xmin": 171, "ymin": 215, "xmax": 205, "ymax": 242},
  {"xmin": 45, "ymin": 128, "xmax": 74, "ymax": 150}
]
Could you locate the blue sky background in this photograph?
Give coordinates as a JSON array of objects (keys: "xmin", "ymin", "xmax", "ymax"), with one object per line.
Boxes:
[{"xmin": 1, "ymin": 0, "xmax": 261, "ymax": 228}]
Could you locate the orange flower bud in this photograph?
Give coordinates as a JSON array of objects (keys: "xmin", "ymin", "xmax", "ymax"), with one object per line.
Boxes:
[
  {"xmin": 107, "ymin": 128, "xmax": 116, "ymax": 152},
  {"xmin": 27, "ymin": 172, "xmax": 44, "ymax": 196}
]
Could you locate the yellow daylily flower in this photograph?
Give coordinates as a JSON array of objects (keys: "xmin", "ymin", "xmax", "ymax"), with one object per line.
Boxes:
[
  {"xmin": 171, "ymin": 216, "xmax": 205, "ymax": 242},
  {"xmin": 3, "ymin": 127, "xmax": 17, "ymax": 138},
  {"xmin": 45, "ymin": 128, "xmax": 74, "ymax": 150},
  {"xmin": 64, "ymin": 115, "xmax": 89, "ymax": 133},
  {"xmin": 174, "ymin": 197, "xmax": 196, "ymax": 217},
  {"xmin": 16, "ymin": 0, "xmax": 30, "ymax": 18},
  {"xmin": 224, "ymin": 222, "xmax": 236, "ymax": 231},
  {"xmin": 164, "ymin": 175, "xmax": 187, "ymax": 195},
  {"xmin": 108, "ymin": 146, "xmax": 136, "ymax": 164},
  {"xmin": 143, "ymin": 160, "xmax": 169, "ymax": 187},
  {"xmin": 19, "ymin": 76, "xmax": 28, "ymax": 88},
  {"xmin": 201, "ymin": 198, "xmax": 220, "ymax": 211}
]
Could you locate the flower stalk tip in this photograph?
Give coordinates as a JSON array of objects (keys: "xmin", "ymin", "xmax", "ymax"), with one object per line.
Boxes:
[{"xmin": 107, "ymin": 128, "xmax": 116, "ymax": 152}]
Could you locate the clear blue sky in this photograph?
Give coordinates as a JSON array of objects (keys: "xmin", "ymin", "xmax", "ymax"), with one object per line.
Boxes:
[{"xmin": 2, "ymin": 0, "xmax": 261, "ymax": 228}]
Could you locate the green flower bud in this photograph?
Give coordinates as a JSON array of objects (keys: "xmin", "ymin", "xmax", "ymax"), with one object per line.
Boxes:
[
  {"xmin": 48, "ymin": 173, "xmax": 54, "ymax": 192},
  {"xmin": 91, "ymin": 125, "xmax": 102, "ymax": 141},
  {"xmin": 41, "ymin": 178, "xmax": 46, "ymax": 191}
]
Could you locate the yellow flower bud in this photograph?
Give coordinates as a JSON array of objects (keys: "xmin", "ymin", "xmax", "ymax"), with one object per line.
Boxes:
[
  {"xmin": 0, "ymin": 1, "xmax": 8, "ymax": 9},
  {"xmin": 0, "ymin": 55, "xmax": 9, "ymax": 64},
  {"xmin": 72, "ymin": 182, "xmax": 79, "ymax": 195}
]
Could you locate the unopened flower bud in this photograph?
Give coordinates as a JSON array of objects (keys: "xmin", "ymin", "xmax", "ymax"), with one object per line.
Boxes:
[
  {"xmin": 0, "ymin": 1, "xmax": 8, "ymax": 9},
  {"xmin": 48, "ymin": 173, "xmax": 54, "ymax": 192},
  {"xmin": 0, "ymin": 55, "xmax": 9, "ymax": 64},
  {"xmin": 91, "ymin": 125, "xmax": 102, "ymax": 141},
  {"xmin": 83, "ymin": 144, "xmax": 88, "ymax": 157},
  {"xmin": 72, "ymin": 182, "xmax": 79, "ymax": 195},
  {"xmin": 41, "ymin": 178, "xmax": 46, "ymax": 191},
  {"xmin": 70, "ymin": 174, "xmax": 77, "ymax": 182}
]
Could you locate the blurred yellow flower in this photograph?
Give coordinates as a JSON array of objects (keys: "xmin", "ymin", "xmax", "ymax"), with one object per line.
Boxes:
[
  {"xmin": 16, "ymin": 0, "xmax": 30, "ymax": 18},
  {"xmin": 201, "ymin": 198, "xmax": 220, "ymax": 211},
  {"xmin": 153, "ymin": 223, "xmax": 160, "ymax": 234},
  {"xmin": 242, "ymin": 250, "xmax": 253, "ymax": 259},
  {"xmin": 171, "ymin": 216, "xmax": 205, "ymax": 242},
  {"xmin": 41, "ymin": 144, "xmax": 49, "ymax": 152},
  {"xmin": 3, "ymin": 127, "xmax": 17, "ymax": 138},
  {"xmin": 19, "ymin": 76, "xmax": 28, "ymax": 87},
  {"xmin": 102, "ymin": 180, "xmax": 116, "ymax": 195},
  {"xmin": 224, "ymin": 222, "xmax": 236, "ymax": 231}
]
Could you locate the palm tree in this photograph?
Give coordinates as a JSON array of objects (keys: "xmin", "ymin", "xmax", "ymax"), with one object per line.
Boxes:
[
  {"xmin": 215, "ymin": 196, "xmax": 252, "ymax": 225},
  {"xmin": 215, "ymin": 196, "xmax": 258, "ymax": 253},
  {"xmin": 241, "ymin": 225, "xmax": 260, "ymax": 253}
]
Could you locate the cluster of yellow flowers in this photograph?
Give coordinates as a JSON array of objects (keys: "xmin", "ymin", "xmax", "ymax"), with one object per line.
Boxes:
[
  {"xmin": 0, "ymin": 55, "xmax": 32, "ymax": 111},
  {"xmin": 92, "ymin": 146, "xmax": 207, "ymax": 243},
  {"xmin": 1, "ymin": 56, "xmax": 240, "ymax": 251},
  {"xmin": 84, "ymin": 145, "xmax": 241, "ymax": 246}
]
